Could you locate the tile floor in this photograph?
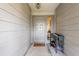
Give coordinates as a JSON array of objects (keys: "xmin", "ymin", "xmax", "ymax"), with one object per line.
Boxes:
[
  {"xmin": 25, "ymin": 45, "xmax": 65, "ymax": 56},
  {"xmin": 26, "ymin": 45, "xmax": 51, "ymax": 56},
  {"xmin": 49, "ymin": 47, "xmax": 65, "ymax": 56}
]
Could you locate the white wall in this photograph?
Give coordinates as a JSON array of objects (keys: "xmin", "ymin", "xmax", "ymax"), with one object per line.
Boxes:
[
  {"xmin": 0, "ymin": 3, "xmax": 31, "ymax": 56},
  {"xmin": 51, "ymin": 16, "xmax": 56, "ymax": 33},
  {"xmin": 56, "ymin": 4, "xmax": 79, "ymax": 56},
  {"xmin": 52, "ymin": 16, "xmax": 56, "ymax": 33}
]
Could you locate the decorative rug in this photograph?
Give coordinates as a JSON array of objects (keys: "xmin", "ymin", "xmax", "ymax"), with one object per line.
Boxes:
[{"xmin": 33, "ymin": 43, "xmax": 45, "ymax": 47}]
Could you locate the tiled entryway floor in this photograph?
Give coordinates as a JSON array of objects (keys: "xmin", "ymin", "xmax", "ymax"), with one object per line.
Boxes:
[
  {"xmin": 26, "ymin": 45, "xmax": 51, "ymax": 56},
  {"xmin": 25, "ymin": 45, "xmax": 65, "ymax": 56}
]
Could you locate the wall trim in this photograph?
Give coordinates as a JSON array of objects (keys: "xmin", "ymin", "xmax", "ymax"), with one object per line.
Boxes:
[{"xmin": 23, "ymin": 43, "xmax": 32, "ymax": 56}]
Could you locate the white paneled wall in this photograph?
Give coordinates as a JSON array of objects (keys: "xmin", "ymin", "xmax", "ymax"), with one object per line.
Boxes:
[
  {"xmin": 0, "ymin": 3, "xmax": 31, "ymax": 56},
  {"xmin": 56, "ymin": 4, "xmax": 79, "ymax": 56}
]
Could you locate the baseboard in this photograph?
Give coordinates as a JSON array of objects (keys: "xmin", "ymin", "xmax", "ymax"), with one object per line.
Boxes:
[{"xmin": 23, "ymin": 43, "xmax": 32, "ymax": 56}]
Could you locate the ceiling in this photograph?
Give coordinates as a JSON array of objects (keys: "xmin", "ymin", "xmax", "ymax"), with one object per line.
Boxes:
[{"xmin": 29, "ymin": 3, "xmax": 59, "ymax": 15}]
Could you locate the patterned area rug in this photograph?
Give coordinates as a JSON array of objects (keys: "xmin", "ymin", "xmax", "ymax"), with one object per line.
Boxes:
[{"xmin": 33, "ymin": 43, "xmax": 45, "ymax": 47}]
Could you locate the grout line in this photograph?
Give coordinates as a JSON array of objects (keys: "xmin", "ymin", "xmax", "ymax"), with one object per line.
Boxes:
[
  {"xmin": 8, "ymin": 4, "xmax": 29, "ymax": 20},
  {"xmin": 0, "ymin": 8, "xmax": 30, "ymax": 24},
  {"xmin": 63, "ymin": 22, "xmax": 79, "ymax": 27},
  {"xmin": 0, "ymin": 18, "xmax": 26, "ymax": 26}
]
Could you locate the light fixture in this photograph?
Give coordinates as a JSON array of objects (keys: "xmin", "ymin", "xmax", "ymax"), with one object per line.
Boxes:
[{"xmin": 35, "ymin": 3, "xmax": 40, "ymax": 9}]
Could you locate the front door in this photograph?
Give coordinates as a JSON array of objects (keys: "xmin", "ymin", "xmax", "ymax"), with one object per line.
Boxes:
[{"xmin": 33, "ymin": 16, "xmax": 47, "ymax": 44}]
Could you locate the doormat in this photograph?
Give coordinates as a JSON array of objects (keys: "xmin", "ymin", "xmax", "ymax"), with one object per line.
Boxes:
[{"xmin": 33, "ymin": 43, "xmax": 45, "ymax": 47}]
